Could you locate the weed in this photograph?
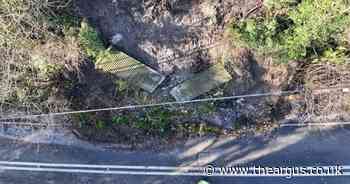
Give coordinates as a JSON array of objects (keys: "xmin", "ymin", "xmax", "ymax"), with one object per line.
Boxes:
[
  {"xmin": 175, "ymin": 123, "xmax": 222, "ymax": 135},
  {"xmin": 49, "ymin": 14, "xmax": 81, "ymax": 37},
  {"xmin": 0, "ymin": 0, "xmax": 81, "ymax": 117},
  {"xmin": 78, "ymin": 21, "xmax": 105, "ymax": 59},
  {"xmin": 78, "ymin": 113, "xmax": 90, "ymax": 123},
  {"xmin": 197, "ymin": 102, "xmax": 216, "ymax": 115},
  {"xmin": 116, "ymin": 80, "xmax": 128, "ymax": 92},
  {"xmin": 72, "ymin": 113, "xmax": 91, "ymax": 128},
  {"xmin": 313, "ymin": 47, "xmax": 349, "ymax": 64},
  {"xmin": 198, "ymin": 123, "xmax": 221, "ymax": 134},
  {"xmin": 112, "ymin": 116, "xmax": 129, "ymax": 125},
  {"xmin": 32, "ymin": 55, "xmax": 64, "ymax": 79},
  {"xmin": 134, "ymin": 108, "xmax": 173, "ymax": 135},
  {"xmin": 95, "ymin": 120, "xmax": 106, "ymax": 129}
]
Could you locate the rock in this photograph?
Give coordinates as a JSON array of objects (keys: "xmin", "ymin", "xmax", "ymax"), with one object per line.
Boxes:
[
  {"xmin": 95, "ymin": 50, "xmax": 166, "ymax": 93},
  {"xmin": 111, "ymin": 33, "xmax": 123, "ymax": 45},
  {"xmin": 170, "ymin": 63, "xmax": 232, "ymax": 101}
]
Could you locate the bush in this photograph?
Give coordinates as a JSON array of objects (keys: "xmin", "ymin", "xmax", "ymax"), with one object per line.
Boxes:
[
  {"xmin": 78, "ymin": 21, "xmax": 105, "ymax": 59},
  {"xmin": 231, "ymin": 0, "xmax": 350, "ymax": 62},
  {"xmin": 135, "ymin": 108, "xmax": 173, "ymax": 135},
  {"xmin": 0, "ymin": 0, "xmax": 79, "ymax": 115}
]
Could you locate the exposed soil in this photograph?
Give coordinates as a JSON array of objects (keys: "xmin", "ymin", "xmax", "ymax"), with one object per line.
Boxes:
[
  {"xmin": 75, "ymin": 0, "xmax": 258, "ymax": 74},
  {"xmin": 70, "ymin": 0, "xmax": 300, "ymax": 147}
]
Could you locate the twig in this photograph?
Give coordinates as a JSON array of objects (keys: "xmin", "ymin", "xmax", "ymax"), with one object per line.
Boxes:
[{"xmin": 244, "ymin": 0, "xmax": 264, "ymax": 19}]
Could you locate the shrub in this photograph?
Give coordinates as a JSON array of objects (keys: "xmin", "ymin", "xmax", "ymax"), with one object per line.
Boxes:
[
  {"xmin": 95, "ymin": 120, "xmax": 106, "ymax": 129},
  {"xmin": 134, "ymin": 108, "xmax": 173, "ymax": 135},
  {"xmin": 112, "ymin": 116, "xmax": 129, "ymax": 125},
  {"xmin": 0, "ymin": 0, "xmax": 79, "ymax": 115},
  {"xmin": 231, "ymin": 0, "xmax": 350, "ymax": 62},
  {"xmin": 78, "ymin": 21, "xmax": 105, "ymax": 59}
]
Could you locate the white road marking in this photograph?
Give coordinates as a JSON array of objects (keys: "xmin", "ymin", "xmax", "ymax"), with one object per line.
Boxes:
[
  {"xmin": 0, "ymin": 166, "xmax": 349, "ymax": 177},
  {"xmin": 0, "ymin": 161, "xmax": 348, "ymax": 177},
  {"xmin": 281, "ymin": 122, "xmax": 350, "ymax": 127},
  {"xmin": 0, "ymin": 161, "xmax": 202, "ymax": 171}
]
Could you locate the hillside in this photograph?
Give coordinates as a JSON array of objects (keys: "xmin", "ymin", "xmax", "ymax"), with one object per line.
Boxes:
[{"xmin": 0, "ymin": 0, "xmax": 349, "ymax": 148}]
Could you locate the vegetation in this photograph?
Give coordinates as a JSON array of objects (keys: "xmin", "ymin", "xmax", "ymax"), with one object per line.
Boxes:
[
  {"xmin": 231, "ymin": 0, "xmax": 350, "ymax": 62},
  {"xmin": 0, "ymin": 0, "xmax": 81, "ymax": 115},
  {"xmin": 134, "ymin": 108, "xmax": 173, "ymax": 135},
  {"xmin": 0, "ymin": 0, "xmax": 115, "ymax": 117},
  {"xmin": 197, "ymin": 102, "xmax": 216, "ymax": 115},
  {"xmin": 0, "ymin": 0, "xmax": 223, "ymax": 139},
  {"xmin": 78, "ymin": 21, "xmax": 105, "ymax": 59},
  {"xmin": 74, "ymin": 107, "xmax": 224, "ymax": 143},
  {"xmin": 231, "ymin": 0, "xmax": 350, "ymax": 122},
  {"xmin": 2, "ymin": 0, "xmax": 348, "ymax": 144}
]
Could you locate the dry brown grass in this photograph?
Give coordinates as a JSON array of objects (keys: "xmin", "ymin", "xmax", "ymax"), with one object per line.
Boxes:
[
  {"xmin": 303, "ymin": 63, "xmax": 350, "ymax": 122},
  {"xmin": 0, "ymin": 0, "xmax": 78, "ymax": 119}
]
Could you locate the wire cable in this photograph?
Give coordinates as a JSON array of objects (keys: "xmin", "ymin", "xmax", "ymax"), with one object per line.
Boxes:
[{"xmin": 0, "ymin": 90, "xmax": 301, "ymax": 120}]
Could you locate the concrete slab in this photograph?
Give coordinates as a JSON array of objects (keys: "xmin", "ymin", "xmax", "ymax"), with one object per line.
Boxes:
[
  {"xmin": 170, "ymin": 64, "xmax": 232, "ymax": 101},
  {"xmin": 95, "ymin": 50, "xmax": 165, "ymax": 93}
]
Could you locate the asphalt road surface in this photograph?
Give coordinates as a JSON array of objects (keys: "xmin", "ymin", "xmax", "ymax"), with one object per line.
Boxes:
[{"xmin": 0, "ymin": 125, "xmax": 349, "ymax": 184}]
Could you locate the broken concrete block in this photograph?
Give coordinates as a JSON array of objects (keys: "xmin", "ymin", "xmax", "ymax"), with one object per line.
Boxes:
[
  {"xmin": 170, "ymin": 64, "xmax": 232, "ymax": 101},
  {"xmin": 95, "ymin": 50, "xmax": 165, "ymax": 93}
]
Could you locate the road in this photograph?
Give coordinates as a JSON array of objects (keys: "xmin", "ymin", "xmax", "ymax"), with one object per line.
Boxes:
[{"xmin": 0, "ymin": 125, "xmax": 349, "ymax": 184}]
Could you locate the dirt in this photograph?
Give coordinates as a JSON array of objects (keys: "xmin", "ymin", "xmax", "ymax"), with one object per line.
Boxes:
[
  {"xmin": 70, "ymin": 0, "xmax": 300, "ymax": 147},
  {"xmin": 64, "ymin": 49, "xmax": 298, "ymax": 149},
  {"xmin": 75, "ymin": 0, "xmax": 258, "ymax": 74}
]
